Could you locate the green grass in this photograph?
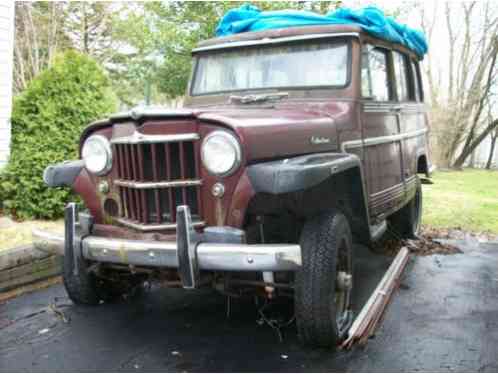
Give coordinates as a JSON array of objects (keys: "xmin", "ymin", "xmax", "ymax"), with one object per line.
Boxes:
[
  {"xmin": 422, "ymin": 169, "xmax": 498, "ymax": 234},
  {"xmin": 0, "ymin": 219, "xmax": 63, "ymax": 252}
]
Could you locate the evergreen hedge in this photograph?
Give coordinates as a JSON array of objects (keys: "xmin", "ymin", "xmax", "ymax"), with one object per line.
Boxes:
[{"xmin": 0, "ymin": 51, "xmax": 116, "ymax": 219}]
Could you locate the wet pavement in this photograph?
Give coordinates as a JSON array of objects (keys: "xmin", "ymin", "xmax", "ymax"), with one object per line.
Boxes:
[{"xmin": 1, "ymin": 243, "xmax": 498, "ymax": 372}]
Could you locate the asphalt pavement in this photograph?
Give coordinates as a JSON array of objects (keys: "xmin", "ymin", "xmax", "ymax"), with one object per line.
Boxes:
[{"xmin": 1, "ymin": 243, "xmax": 498, "ymax": 372}]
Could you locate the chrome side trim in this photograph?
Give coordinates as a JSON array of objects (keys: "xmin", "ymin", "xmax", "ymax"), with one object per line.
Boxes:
[
  {"xmin": 341, "ymin": 128, "xmax": 428, "ymax": 152},
  {"xmin": 192, "ymin": 32, "xmax": 360, "ymax": 53},
  {"xmin": 116, "ymin": 218, "xmax": 206, "ymax": 232},
  {"xmin": 115, "ymin": 179, "xmax": 202, "ymax": 189},
  {"xmin": 362, "ymin": 104, "xmax": 393, "ymax": 113},
  {"xmin": 363, "ymin": 103, "xmax": 422, "ymax": 113},
  {"xmin": 363, "ymin": 108, "xmax": 392, "ymax": 113},
  {"xmin": 111, "ymin": 131, "xmax": 199, "ymax": 145},
  {"xmin": 370, "ymin": 181, "xmax": 405, "ymax": 199}
]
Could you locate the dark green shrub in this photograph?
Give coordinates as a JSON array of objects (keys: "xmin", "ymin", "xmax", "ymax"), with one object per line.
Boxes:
[{"xmin": 0, "ymin": 51, "xmax": 116, "ymax": 219}]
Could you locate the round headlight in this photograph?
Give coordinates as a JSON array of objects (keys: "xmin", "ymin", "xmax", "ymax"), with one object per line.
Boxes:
[
  {"xmin": 201, "ymin": 131, "xmax": 241, "ymax": 176},
  {"xmin": 81, "ymin": 135, "xmax": 112, "ymax": 175}
]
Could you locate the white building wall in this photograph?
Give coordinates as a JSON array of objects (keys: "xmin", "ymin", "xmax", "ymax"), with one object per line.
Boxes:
[
  {"xmin": 0, "ymin": 2, "xmax": 15, "ymax": 169},
  {"xmin": 471, "ymin": 134, "xmax": 498, "ymax": 169}
]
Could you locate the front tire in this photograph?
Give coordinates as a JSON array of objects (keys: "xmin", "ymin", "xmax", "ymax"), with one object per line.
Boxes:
[
  {"xmin": 63, "ymin": 245, "xmax": 136, "ymax": 305},
  {"xmin": 295, "ymin": 210, "xmax": 354, "ymax": 348},
  {"xmin": 63, "ymin": 245, "xmax": 101, "ymax": 305}
]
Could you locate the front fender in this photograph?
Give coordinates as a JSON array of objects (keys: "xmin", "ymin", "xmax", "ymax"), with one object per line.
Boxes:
[
  {"xmin": 246, "ymin": 152, "xmax": 372, "ymax": 244},
  {"xmin": 247, "ymin": 153, "xmax": 362, "ymax": 194}
]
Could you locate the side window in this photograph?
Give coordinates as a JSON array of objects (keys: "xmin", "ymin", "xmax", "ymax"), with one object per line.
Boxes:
[
  {"xmin": 361, "ymin": 46, "xmax": 390, "ymax": 101},
  {"xmin": 393, "ymin": 51, "xmax": 410, "ymax": 101},
  {"xmin": 410, "ymin": 60, "xmax": 420, "ymax": 102},
  {"xmin": 413, "ymin": 60, "xmax": 424, "ymax": 102}
]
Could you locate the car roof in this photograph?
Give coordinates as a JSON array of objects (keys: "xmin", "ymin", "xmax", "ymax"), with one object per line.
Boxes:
[{"xmin": 193, "ymin": 24, "xmax": 362, "ymax": 52}]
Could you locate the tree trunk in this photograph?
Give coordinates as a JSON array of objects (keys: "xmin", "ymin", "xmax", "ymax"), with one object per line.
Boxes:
[
  {"xmin": 486, "ymin": 131, "xmax": 498, "ymax": 169},
  {"xmin": 453, "ymin": 119, "xmax": 498, "ymax": 168}
]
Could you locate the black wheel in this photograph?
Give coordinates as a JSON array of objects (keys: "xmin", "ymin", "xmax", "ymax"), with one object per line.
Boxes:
[
  {"xmin": 63, "ymin": 243, "xmax": 101, "ymax": 305},
  {"xmin": 389, "ymin": 177, "xmax": 422, "ymax": 239},
  {"xmin": 63, "ymin": 245, "xmax": 136, "ymax": 305},
  {"xmin": 295, "ymin": 210, "xmax": 354, "ymax": 348}
]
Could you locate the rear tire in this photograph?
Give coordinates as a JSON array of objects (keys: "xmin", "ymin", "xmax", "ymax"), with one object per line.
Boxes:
[
  {"xmin": 389, "ymin": 177, "xmax": 422, "ymax": 239},
  {"xmin": 295, "ymin": 210, "xmax": 354, "ymax": 348}
]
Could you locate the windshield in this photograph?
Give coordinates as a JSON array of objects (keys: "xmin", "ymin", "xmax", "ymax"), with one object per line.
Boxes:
[{"xmin": 191, "ymin": 40, "xmax": 349, "ymax": 96}]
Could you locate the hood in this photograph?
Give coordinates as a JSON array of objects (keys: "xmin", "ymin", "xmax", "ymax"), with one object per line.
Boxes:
[
  {"xmin": 89, "ymin": 102, "xmax": 354, "ymax": 163},
  {"xmin": 197, "ymin": 106, "xmax": 342, "ymax": 162}
]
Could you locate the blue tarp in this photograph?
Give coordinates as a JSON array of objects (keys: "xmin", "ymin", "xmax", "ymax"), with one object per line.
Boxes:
[{"xmin": 216, "ymin": 4, "xmax": 428, "ymax": 57}]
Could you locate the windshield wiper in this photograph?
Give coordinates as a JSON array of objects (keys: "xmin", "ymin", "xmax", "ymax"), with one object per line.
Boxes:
[{"xmin": 229, "ymin": 92, "xmax": 289, "ymax": 104}]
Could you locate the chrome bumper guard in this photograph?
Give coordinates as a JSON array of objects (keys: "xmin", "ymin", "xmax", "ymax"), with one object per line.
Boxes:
[{"xmin": 33, "ymin": 204, "xmax": 301, "ymax": 288}]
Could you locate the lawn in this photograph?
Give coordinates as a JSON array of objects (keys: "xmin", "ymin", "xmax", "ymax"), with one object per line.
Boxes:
[
  {"xmin": 422, "ymin": 169, "xmax": 498, "ymax": 234},
  {"xmin": 0, "ymin": 219, "xmax": 63, "ymax": 252}
]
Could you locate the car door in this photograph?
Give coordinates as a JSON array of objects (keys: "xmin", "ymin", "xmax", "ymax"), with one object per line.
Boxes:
[
  {"xmin": 392, "ymin": 50, "xmax": 426, "ymax": 201},
  {"xmin": 360, "ymin": 44, "xmax": 404, "ymax": 218}
]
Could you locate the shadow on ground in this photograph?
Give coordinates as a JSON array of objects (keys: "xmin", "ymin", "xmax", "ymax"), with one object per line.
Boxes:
[{"xmin": 1, "ymin": 243, "xmax": 498, "ymax": 372}]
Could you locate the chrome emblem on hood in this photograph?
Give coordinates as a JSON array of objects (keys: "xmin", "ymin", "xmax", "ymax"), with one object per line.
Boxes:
[{"xmin": 310, "ymin": 136, "xmax": 331, "ymax": 145}]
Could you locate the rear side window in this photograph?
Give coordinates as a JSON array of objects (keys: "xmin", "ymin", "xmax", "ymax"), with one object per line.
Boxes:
[
  {"xmin": 410, "ymin": 60, "xmax": 420, "ymax": 101},
  {"xmin": 412, "ymin": 60, "xmax": 424, "ymax": 102},
  {"xmin": 361, "ymin": 46, "xmax": 390, "ymax": 101},
  {"xmin": 393, "ymin": 51, "xmax": 410, "ymax": 101}
]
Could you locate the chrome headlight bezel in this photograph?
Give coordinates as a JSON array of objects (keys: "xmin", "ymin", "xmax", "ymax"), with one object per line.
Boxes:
[
  {"xmin": 81, "ymin": 135, "xmax": 113, "ymax": 176},
  {"xmin": 201, "ymin": 131, "xmax": 242, "ymax": 177}
]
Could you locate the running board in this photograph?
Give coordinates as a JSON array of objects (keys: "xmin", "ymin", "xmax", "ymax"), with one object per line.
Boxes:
[
  {"xmin": 420, "ymin": 177, "xmax": 434, "ymax": 185},
  {"xmin": 370, "ymin": 220, "xmax": 387, "ymax": 242}
]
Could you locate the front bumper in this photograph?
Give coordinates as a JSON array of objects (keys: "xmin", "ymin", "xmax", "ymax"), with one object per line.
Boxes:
[{"xmin": 33, "ymin": 204, "xmax": 301, "ymax": 288}]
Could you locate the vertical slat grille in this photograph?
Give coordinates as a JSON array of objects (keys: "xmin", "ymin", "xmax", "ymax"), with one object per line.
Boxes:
[
  {"xmin": 113, "ymin": 133, "xmax": 203, "ymax": 231},
  {"xmin": 151, "ymin": 144, "xmax": 161, "ymax": 224}
]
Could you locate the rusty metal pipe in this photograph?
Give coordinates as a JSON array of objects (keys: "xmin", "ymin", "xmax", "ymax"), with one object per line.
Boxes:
[{"xmin": 342, "ymin": 247, "xmax": 410, "ymax": 349}]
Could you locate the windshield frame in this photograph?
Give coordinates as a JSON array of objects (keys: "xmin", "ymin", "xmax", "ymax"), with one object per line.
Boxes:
[{"xmin": 189, "ymin": 36, "xmax": 353, "ymax": 97}]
